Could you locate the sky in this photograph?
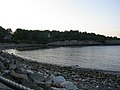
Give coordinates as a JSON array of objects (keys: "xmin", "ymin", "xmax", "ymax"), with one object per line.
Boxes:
[{"xmin": 0, "ymin": 0, "xmax": 120, "ymax": 37}]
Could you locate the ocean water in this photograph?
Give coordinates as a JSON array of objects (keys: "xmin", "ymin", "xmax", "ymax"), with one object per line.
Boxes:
[{"xmin": 5, "ymin": 46, "xmax": 120, "ymax": 71}]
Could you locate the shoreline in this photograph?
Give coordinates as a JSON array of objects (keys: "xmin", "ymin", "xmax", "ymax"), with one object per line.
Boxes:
[
  {"xmin": 4, "ymin": 45, "xmax": 120, "ymax": 73},
  {"xmin": 16, "ymin": 55, "xmax": 120, "ymax": 76},
  {"xmin": 4, "ymin": 50, "xmax": 120, "ymax": 75},
  {"xmin": 0, "ymin": 51, "xmax": 120, "ymax": 89},
  {"xmin": 2, "ymin": 45, "xmax": 120, "ymax": 75},
  {"xmin": 0, "ymin": 45, "xmax": 120, "ymax": 89},
  {"xmin": 1, "ymin": 43, "xmax": 120, "ymax": 51}
]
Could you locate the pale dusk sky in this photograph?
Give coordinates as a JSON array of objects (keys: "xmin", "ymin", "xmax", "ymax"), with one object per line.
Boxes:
[{"xmin": 0, "ymin": 0, "xmax": 120, "ymax": 37}]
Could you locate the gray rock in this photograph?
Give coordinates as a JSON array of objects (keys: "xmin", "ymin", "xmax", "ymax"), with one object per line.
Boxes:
[
  {"xmin": 9, "ymin": 64, "xmax": 17, "ymax": 70},
  {"xmin": 3, "ymin": 70, "xmax": 11, "ymax": 75},
  {"xmin": 17, "ymin": 63, "xmax": 27, "ymax": 69},
  {"xmin": 53, "ymin": 76, "xmax": 66, "ymax": 84},
  {"xmin": 14, "ymin": 68, "xmax": 26, "ymax": 74},
  {"xmin": 46, "ymin": 75, "xmax": 66, "ymax": 84},
  {"xmin": 46, "ymin": 74, "xmax": 55, "ymax": 84},
  {"xmin": 0, "ymin": 61, "xmax": 5, "ymax": 71},
  {"xmin": 0, "ymin": 82, "xmax": 12, "ymax": 90},
  {"xmin": 38, "ymin": 82, "xmax": 51, "ymax": 90},
  {"xmin": 26, "ymin": 69, "xmax": 34, "ymax": 74},
  {"xmin": 28, "ymin": 73, "xmax": 45, "ymax": 83},
  {"xmin": 0, "ymin": 56, "xmax": 5, "ymax": 61},
  {"xmin": 51, "ymin": 87, "xmax": 67, "ymax": 90},
  {"xmin": 61, "ymin": 81, "xmax": 79, "ymax": 90},
  {"xmin": 11, "ymin": 72, "xmax": 28, "ymax": 81},
  {"xmin": 22, "ymin": 80, "xmax": 44, "ymax": 90}
]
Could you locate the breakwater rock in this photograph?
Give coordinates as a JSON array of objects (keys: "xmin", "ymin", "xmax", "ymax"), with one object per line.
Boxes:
[
  {"xmin": 48, "ymin": 40, "xmax": 120, "ymax": 46},
  {"xmin": 0, "ymin": 51, "xmax": 120, "ymax": 90},
  {"xmin": 48, "ymin": 40, "xmax": 102, "ymax": 46}
]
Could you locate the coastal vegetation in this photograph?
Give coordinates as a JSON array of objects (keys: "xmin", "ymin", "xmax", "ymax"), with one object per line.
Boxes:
[
  {"xmin": 0, "ymin": 26, "xmax": 120, "ymax": 89},
  {"xmin": 0, "ymin": 26, "xmax": 120, "ymax": 45}
]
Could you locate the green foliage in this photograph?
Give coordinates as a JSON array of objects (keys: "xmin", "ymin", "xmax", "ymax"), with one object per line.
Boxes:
[
  {"xmin": 0, "ymin": 26, "xmax": 119, "ymax": 44},
  {"xmin": 13, "ymin": 28, "xmax": 119, "ymax": 44},
  {"xmin": 0, "ymin": 26, "xmax": 12, "ymax": 43}
]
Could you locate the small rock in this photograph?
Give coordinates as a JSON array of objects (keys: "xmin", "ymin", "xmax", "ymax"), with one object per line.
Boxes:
[
  {"xmin": 11, "ymin": 72, "xmax": 28, "ymax": 81},
  {"xmin": 0, "ymin": 56, "xmax": 5, "ymax": 61},
  {"xmin": 0, "ymin": 61, "xmax": 5, "ymax": 71},
  {"xmin": 54, "ymin": 72, "xmax": 61, "ymax": 76},
  {"xmin": 28, "ymin": 73, "xmax": 45, "ymax": 83},
  {"xmin": 14, "ymin": 68, "xmax": 26, "ymax": 74},
  {"xmin": 61, "ymin": 81, "xmax": 79, "ymax": 90},
  {"xmin": 46, "ymin": 75, "xmax": 66, "ymax": 84},
  {"xmin": 9, "ymin": 64, "xmax": 17, "ymax": 70},
  {"xmin": 46, "ymin": 74, "xmax": 56, "ymax": 84},
  {"xmin": 26, "ymin": 70, "xmax": 34, "ymax": 74},
  {"xmin": 96, "ymin": 85, "xmax": 99, "ymax": 88},
  {"xmin": 0, "ymin": 82, "xmax": 12, "ymax": 90},
  {"xmin": 17, "ymin": 63, "xmax": 27, "ymax": 69},
  {"xmin": 51, "ymin": 87, "xmax": 67, "ymax": 90},
  {"xmin": 53, "ymin": 76, "xmax": 66, "ymax": 84},
  {"xmin": 22, "ymin": 80, "xmax": 44, "ymax": 90},
  {"xmin": 3, "ymin": 70, "xmax": 10, "ymax": 74},
  {"xmin": 38, "ymin": 82, "xmax": 51, "ymax": 90}
]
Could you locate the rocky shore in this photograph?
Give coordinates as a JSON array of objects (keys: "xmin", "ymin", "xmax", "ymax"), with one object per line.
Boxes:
[
  {"xmin": 48, "ymin": 40, "xmax": 120, "ymax": 46},
  {"xmin": 0, "ymin": 51, "xmax": 120, "ymax": 90}
]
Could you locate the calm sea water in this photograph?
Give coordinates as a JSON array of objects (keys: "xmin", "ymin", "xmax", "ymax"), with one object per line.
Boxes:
[{"xmin": 5, "ymin": 46, "xmax": 120, "ymax": 71}]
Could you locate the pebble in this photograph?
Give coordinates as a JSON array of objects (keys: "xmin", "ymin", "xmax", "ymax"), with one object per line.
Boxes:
[{"xmin": 0, "ymin": 51, "xmax": 120, "ymax": 90}]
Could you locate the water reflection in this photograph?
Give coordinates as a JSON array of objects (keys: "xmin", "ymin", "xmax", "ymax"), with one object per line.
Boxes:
[{"xmin": 5, "ymin": 46, "xmax": 120, "ymax": 71}]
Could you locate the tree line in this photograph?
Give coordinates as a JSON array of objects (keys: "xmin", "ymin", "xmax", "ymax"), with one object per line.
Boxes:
[{"xmin": 0, "ymin": 26, "xmax": 119, "ymax": 44}]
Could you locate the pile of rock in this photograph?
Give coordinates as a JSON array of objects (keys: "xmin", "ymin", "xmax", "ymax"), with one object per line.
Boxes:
[
  {"xmin": 0, "ymin": 51, "xmax": 120, "ymax": 90},
  {"xmin": 0, "ymin": 51, "xmax": 79, "ymax": 90}
]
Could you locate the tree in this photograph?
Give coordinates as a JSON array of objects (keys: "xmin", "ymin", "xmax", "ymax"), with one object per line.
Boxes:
[{"xmin": 0, "ymin": 26, "xmax": 12, "ymax": 42}]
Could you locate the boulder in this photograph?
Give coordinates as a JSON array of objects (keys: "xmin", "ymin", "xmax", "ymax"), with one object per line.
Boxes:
[
  {"xmin": 0, "ymin": 61, "xmax": 5, "ymax": 71},
  {"xmin": 61, "ymin": 81, "xmax": 78, "ymax": 90},
  {"xmin": 38, "ymin": 82, "xmax": 51, "ymax": 90},
  {"xmin": 9, "ymin": 64, "xmax": 17, "ymax": 70},
  {"xmin": 0, "ymin": 56, "xmax": 5, "ymax": 61},
  {"xmin": 17, "ymin": 63, "xmax": 27, "ymax": 69},
  {"xmin": 46, "ymin": 74, "xmax": 55, "ymax": 84},
  {"xmin": 28, "ymin": 73, "xmax": 45, "ymax": 83},
  {"xmin": 26, "ymin": 69, "xmax": 34, "ymax": 74},
  {"xmin": 11, "ymin": 72, "xmax": 28, "ymax": 81},
  {"xmin": 14, "ymin": 68, "xmax": 26, "ymax": 74},
  {"xmin": 3, "ymin": 70, "xmax": 10, "ymax": 75},
  {"xmin": 22, "ymin": 80, "xmax": 44, "ymax": 90},
  {"xmin": 0, "ymin": 82, "xmax": 11, "ymax": 90},
  {"xmin": 46, "ymin": 75, "xmax": 66, "ymax": 84},
  {"xmin": 53, "ymin": 76, "xmax": 66, "ymax": 84},
  {"xmin": 51, "ymin": 87, "xmax": 67, "ymax": 90}
]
